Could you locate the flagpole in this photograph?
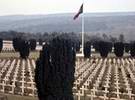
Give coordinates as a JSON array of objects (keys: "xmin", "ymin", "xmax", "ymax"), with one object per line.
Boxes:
[{"xmin": 82, "ymin": 1, "xmax": 84, "ymax": 56}]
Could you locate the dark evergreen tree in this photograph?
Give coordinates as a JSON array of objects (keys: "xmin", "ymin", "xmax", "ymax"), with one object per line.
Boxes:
[
  {"xmin": 98, "ymin": 41, "xmax": 110, "ymax": 57},
  {"xmin": 130, "ymin": 42, "xmax": 135, "ymax": 57},
  {"xmin": 13, "ymin": 38, "xmax": 21, "ymax": 51},
  {"xmin": 75, "ymin": 41, "xmax": 81, "ymax": 52},
  {"xmin": 114, "ymin": 42, "xmax": 124, "ymax": 57},
  {"xmin": 35, "ymin": 44, "xmax": 51, "ymax": 100},
  {"xmin": 0, "ymin": 38, "xmax": 3, "ymax": 52},
  {"xmin": 35, "ymin": 36, "xmax": 75, "ymax": 100},
  {"xmin": 84, "ymin": 41, "xmax": 91, "ymax": 58},
  {"xmin": 19, "ymin": 40, "xmax": 30, "ymax": 59},
  {"xmin": 29, "ymin": 39, "xmax": 36, "ymax": 51}
]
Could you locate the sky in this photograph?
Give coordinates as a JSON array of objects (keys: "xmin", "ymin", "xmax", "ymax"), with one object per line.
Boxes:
[{"xmin": 0, "ymin": 0, "xmax": 135, "ymax": 16}]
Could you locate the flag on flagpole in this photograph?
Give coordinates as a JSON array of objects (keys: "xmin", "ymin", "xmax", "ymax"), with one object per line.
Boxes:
[{"xmin": 73, "ymin": 4, "xmax": 83, "ymax": 20}]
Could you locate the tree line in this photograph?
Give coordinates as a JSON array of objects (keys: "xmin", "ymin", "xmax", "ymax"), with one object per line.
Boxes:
[
  {"xmin": 0, "ymin": 31, "xmax": 135, "ymax": 59},
  {"xmin": 0, "ymin": 37, "xmax": 135, "ymax": 59},
  {"xmin": 84, "ymin": 41, "xmax": 135, "ymax": 58}
]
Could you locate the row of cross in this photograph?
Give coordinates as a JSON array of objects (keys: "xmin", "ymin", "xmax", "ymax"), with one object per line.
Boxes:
[
  {"xmin": 73, "ymin": 58, "xmax": 135, "ymax": 100},
  {"xmin": 0, "ymin": 59, "xmax": 37, "ymax": 96}
]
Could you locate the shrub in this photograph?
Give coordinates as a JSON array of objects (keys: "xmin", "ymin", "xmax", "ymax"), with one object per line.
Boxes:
[
  {"xmin": 19, "ymin": 40, "xmax": 30, "ymax": 59},
  {"xmin": 114, "ymin": 42, "xmax": 124, "ymax": 57},
  {"xmin": 29, "ymin": 39, "xmax": 36, "ymax": 51},
  {"xmin": 98, "ymin": 41, "xmax": 110, "ymax": 57},
  {"xmin": 13, "ymin": 38, "xmax": 21, "ymax": 51},
  {"xmin": 130, "ymin": 42, "xmax": 135, "ymax": 57}
]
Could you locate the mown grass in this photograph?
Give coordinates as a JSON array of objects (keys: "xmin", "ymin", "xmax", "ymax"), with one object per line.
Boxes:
[
  {"xmin": 0, "ymin": 93, "xmax": 38, "ymax": 100},
  {"xmin": 0, "ymin": 51, "xmax": 40, "ymax": 59},
  {"xmin": 0, "ymin": 51, "xmax": 131, "ymax": 59}
]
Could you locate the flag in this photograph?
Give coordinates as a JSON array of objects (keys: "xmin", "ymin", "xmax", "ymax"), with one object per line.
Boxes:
[{"xmin": 74, "ymin": 4, "xmax": 83, "ymax": 20}]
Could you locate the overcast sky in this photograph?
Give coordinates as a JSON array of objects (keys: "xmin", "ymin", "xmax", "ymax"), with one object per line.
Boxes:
[{"xmin": 0, "ymin": 0, "xmax": 135, "ymax": 16}]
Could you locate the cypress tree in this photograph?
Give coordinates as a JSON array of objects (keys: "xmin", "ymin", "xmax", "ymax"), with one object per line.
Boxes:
[
  {"xmin": 114, "ymin": 42, "xmax": 124, "ymax": 57},
  {"xmin": 35, "ymin": 36, "xmax": 75, "ymax": 100},
  {"xmin": 13, "ymin": 38, "xmax": 21, "ymax": 51},
  {"xmin": 84, "ymin": 41, "xmax": 91, "ymax": 58},
  {"xmin": 0, "ymin": 38, "xmax": 3, "ymax": 52},
  {"xmin": 98, "ymin": 41, "xmax": 111, "ymax": 58},
  {"xmin": 29, "ymin": 39, "xmax": 36, "ymax": 51},
  {"xmin": 19, "ymin": 40, "xmax": 30, "ymax": 59},
  {"xmin": 130, "ymin": 42, "xmax": 135, "ymax": 57}
]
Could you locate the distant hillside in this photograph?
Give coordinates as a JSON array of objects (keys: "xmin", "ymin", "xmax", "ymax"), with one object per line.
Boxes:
[{"xmin": 0, "ymin": 12, "xmax": 135, "ymax": 40}]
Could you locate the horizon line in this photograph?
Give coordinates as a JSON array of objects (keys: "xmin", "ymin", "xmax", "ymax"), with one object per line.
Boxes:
[{"xmin": 0, "ymin": 11, "xmax": 135, "ymax": 17}]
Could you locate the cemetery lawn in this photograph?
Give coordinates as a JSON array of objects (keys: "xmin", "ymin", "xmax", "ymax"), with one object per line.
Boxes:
[
  {"xmin": 0, "ymin": 51, "xmax": 130, "ymax": 59},
  {"xmin": 0, "ymin": 51, "xmax": 39, "ymax": 100},
  {"xmin": 0, "ymin": 51, "xmax": 39, "ymax": 59},
  {"xmin": 0, "ymin": 93, "xmax": 38, "ymax": 100}
]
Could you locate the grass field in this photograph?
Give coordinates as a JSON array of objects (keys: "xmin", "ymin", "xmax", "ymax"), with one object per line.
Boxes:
[
  {"xmin": 0, "ymin": 93, "xmax": 38, "ymax": 100},
  {"xmin": 0, "ymin": 51, "xmax": 131, "ymax": 59},
  {"xmin": 0, "ymin": 51, "xmax": 40, "ymax": 59}
]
